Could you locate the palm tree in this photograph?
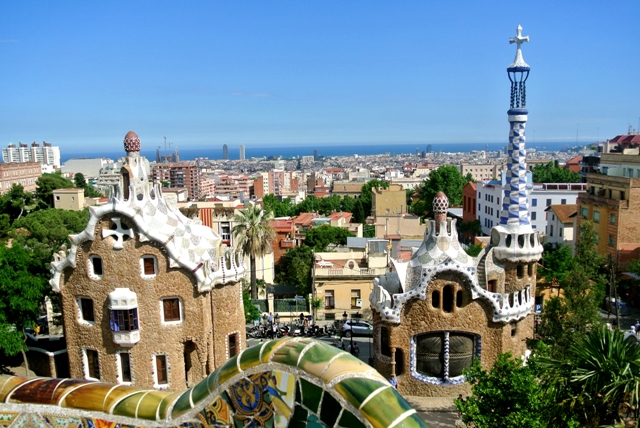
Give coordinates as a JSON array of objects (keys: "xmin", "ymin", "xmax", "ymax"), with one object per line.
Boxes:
[
  {"xmin": 539, "ymin": 326, "xmax": 640, "ymax": 426},
  {"xmin": 232, "ymin": 204, "xmax": 275, "ymax": 299}
]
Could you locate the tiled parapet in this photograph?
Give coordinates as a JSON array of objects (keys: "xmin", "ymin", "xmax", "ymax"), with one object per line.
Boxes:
[{"xmin": 0, "ymin": 338, "xmax": 427, "ymax": 428}]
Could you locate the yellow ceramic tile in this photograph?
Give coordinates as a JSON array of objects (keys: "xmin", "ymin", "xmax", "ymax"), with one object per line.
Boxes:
[
  {"xmin": 112, "ymin": 391, "xmax": 146, "ymax": 418},
  {"xmin": 319, "ymin": 355, "xmax": 370, "ymax": 384},
  {"xmin": 60, "ymin": 383, "xmax": 117, "ymax": 412},
  {"xmin": 0, "ymin": 376, "xmax": 32, "ymax": 402},
  {"xmin": 259, "ymin": 338, "xmax": 295, "ymax": 364},
  {"xmin": 100, "ymin": 384, "xmax": 148, "ymax": 414},
  {"xmin": 156, "ymin": 391, "xmax": 182, "ymax": 421}
]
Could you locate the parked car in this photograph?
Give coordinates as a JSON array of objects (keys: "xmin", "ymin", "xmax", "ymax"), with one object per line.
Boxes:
[{"xmin": 341, "ymin": 320, "xmax": 373, "ymax": 338}]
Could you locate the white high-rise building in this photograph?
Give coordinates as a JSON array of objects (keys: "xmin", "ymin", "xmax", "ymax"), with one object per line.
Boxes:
[
  {"xmin": 2, "ymin": 142, "xmax": 61, "ymax": 168},
  {"xmin": 239, "ymin": 144, "xmax": 246, "ymax": 160}
]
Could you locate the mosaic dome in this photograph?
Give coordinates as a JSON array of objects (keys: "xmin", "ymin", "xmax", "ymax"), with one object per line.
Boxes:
[
  {"xmin": 123, "ymin": 130, "xmax": 141, "ymax": 153},
  {"xmin": 433, "ymin": 191, "xmax": 449, "ymax": 213}
]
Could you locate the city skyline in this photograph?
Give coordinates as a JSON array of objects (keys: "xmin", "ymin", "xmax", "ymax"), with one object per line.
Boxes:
[{"xmin": 2, "ymin": 2, "xmax": 639, "ymax": 154}]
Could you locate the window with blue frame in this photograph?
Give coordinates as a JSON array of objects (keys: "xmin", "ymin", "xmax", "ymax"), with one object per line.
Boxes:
[
  {"xmin": 110, "ymin": 309, "xmax": 139, "ymax": 332},
  {"xmin": 531, "ymin": 199, "xmax": 537, "ymax": 207}
]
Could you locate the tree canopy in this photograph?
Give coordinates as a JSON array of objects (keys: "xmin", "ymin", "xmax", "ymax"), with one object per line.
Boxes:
[
  {"xmin": 12, "ymin": 208, "xmax": 90, "ymax": 268},
  {"xmin": 35, "ymin": 172, "xmax": 74, "ymax": 208},
  {"xmin": 456, "ymin": 352, "xmax": 548, "ymax": 427},
  {"xmin": 411, "ymin": 166, "xmax": 473, "ymax": 216},
  {"xmin": 532, "ymin": 161, "xmax": 581, "ymax": 184},
  {"xmin": 0, "ymin": 184, "xmax": 35, "ymax": 223},
  {"xmin": 537, "ymin": 221, "xmax": 606, "ymax": 359},
  {"xmin": 303, "ymin": 225, "xmax": 355, "ymax": 252},
  {"xmin": 274, "ymin": 245, "xmax": 313, "ymax": 295},
  {"xmin": 73, "ymin": 173, "xmax": 102, "ymax": 198},
  {"xmin": 0, "ymin": 245, "xmax": 48, "ymax": 358}
]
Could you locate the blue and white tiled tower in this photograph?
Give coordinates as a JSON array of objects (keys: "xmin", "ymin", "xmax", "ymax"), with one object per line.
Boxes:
[{"xmin": 491, "ymin": 26, "xmax": 543, "ymax": 263}]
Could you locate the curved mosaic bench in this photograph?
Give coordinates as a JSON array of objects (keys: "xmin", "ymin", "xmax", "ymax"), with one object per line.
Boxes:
[{"xmin": 0, "ymin": 338, "xmax": 427, "ymax": 427}]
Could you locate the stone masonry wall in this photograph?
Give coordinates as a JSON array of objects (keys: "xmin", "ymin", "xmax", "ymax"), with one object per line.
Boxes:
[
  {"xmin": 373, "ymin": 271, "xmax": 532, "ymax": 397},
  {"xmin": 60, "ymin": 216, "xmax": 242, "ymax": 392},
  {"xmin": 210, "ymin": 282, "xmax": 246, "ymax": 368}
]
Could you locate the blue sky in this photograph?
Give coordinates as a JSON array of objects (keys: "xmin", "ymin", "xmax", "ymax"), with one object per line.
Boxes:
[{"xmin": 1, "ymin": 1, "xmax": 639, "ymax": 154}]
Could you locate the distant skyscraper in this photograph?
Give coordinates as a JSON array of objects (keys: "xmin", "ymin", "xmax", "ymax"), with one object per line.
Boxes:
[
  {"xmin": 223, "ymin": 144, "xmax": 228, "ymax": 160},
  {"xmin": 239, "ymin": 144, "xmax": 246, "ymax": 160},
  {"xmin": 426, "ymin": 144, "xmax": 432, "ymax": 153}
]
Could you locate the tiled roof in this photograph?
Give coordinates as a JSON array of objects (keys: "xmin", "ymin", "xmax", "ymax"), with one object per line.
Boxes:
[{"xmin": 547, "ymin": 204, "xmax": 577, "ymax": 224}]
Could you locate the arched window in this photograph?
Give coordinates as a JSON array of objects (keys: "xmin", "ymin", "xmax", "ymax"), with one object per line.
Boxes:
[
  {"xmin": 456, "ymin": 290, "xmax": 463, "ymax": 308},
  {"xmin": 380, "ymin": 327, "xmax": 391, "ymax": 357},
  {"xmin": 517, "ymin": 264, "xmax": 524, "ymax": 279},
  {"xmin": 442, "ymin": 285, "xmax": 454, "ymax": 313},
  {"xmin": 528, "ymin": 263, "xmax": 534, "ymax": 277},
  {"xmin": 122, "ymin": 170, "xmax": 130, "ymax": 201},
  {"xmin": 432, "ymin": 290, "xmax": 440, "ymax": 309},
  {"xmin": 414, "ymin": 331, "xmax": 477, "ymax": 380}
]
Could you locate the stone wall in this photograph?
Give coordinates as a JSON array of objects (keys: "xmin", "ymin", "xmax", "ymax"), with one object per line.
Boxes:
[
  {"xmin": 60, "ymin": 215, "xmax": 243, "ymax": 391},
  {"xmin": 373, "ymin": 271, "xmax": 532, "ymax": 397}
]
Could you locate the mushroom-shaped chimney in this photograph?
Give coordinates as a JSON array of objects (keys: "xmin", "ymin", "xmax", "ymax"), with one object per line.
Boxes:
[
  {"xmin": 124, "ymin": 130, "xmax": 141, "ymax": 154},
  {"xmin": 433, "ymin": 191, "xmax": 449, "ymax": 232}
]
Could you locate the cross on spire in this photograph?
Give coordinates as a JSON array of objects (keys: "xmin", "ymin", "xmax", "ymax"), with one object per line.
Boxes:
[{"xmin": 508, "ymin": 25, "xmax": 530, "ymax": 69}]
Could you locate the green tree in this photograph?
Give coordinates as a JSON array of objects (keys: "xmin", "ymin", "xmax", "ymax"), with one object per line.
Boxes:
[
  {"xmin": 12, "ymin": 208, "xmax": 90, "ymax": 269},
  {"xmin": 275, "ymin": 245, "xmax": 313, "ymax": 295},
  {"xmin": 303, "ymin": 225, "xmax": 355, "ymax": 251},
  {"xmin": 532, "ymin": 161, "xmax": 581, "ymax": 184},
  {"xmin": 412, "ymin": 166, "xmax": 473, "ymax": 216},
  {"xmin": 35, "ymin": 172, "xmax": 74, "ymax": 208},
  {"xmin": 263, "ymin": 194, "xmax": 294, "ymax": 217},
  {"xmin": 464, "ymin": 243, "xmax": 483, "ymax": 257},
  {"xmin": 538, "ymin": 243, "xmax": 575, "ymax": 285},
  {"xmin": 539, "ymin": 284, "xmax": 601, "ymax": 360},
  {"xmin": 73, "ymin": 172, "xmax": 88, "ymax": 188},
  {"xmin": 539, "ymin": 327, "xmax": 640, "ymax": 427},
  {"xmin": 0, "ymin": 184, "xmax": 35, "ymax": 222},
  {"xmin": 72, "ymin": 172, "xmax": 102, "ymax": 198},
  {"xmin": 0, "ymin": 245, "xmax": 48, "ymax": 374},
  {"xmin": 242, "ymin": 289, "xmax": 261, "ymax": 323},
  {"xmin": 232, "ymin": 205, "xmax": 276, "ymax": 299},
  {"xmin": 574, "ymin": 221, "xmax": 605, "ymax": 282},
  {"xmin": 340, "ymin": 195, "xmax": 356, "ymax": 214},
  {"xmin": 456, "ymin": 352, "xmax": 548, "ymax": 428}
]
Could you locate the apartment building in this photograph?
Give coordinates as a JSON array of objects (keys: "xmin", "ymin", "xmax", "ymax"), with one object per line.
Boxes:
[
  {"xmin": 3, "ymin": 142, "xmax": 61, "ymax": 168},
  {"xmin": 215, "ymin": 174, "xmax": 252, "ymax": 200},
  {"xmin": 151, "ymin": 161, "xmax": 201, "ymax": 199},
  {"xmin": 545, "ymin": 204, "xmax": 577, "ymax": 252},
  {"xmin": 576, "ymin": 152, "xmax": 640, "ymax": 269},
  {"xmin": 331, "ymin": 181, "xmax": 365, "ymax": 199},
  {"xmin": 313, "ymin": 239, "xmax": 389, "ymax": 321},
  {"xmin": 253, "ymin": 170, "xmax": 299, "ymax": 199},
  {"xmin": 477, "ymin": 172, "xmax": 586, "ymax": 235},
  {"xmin": 459, "ymin": 163, "xmax": 504, "ymax": 182},
  {"xmin": 0, "ymin": 161, "xmax": 42, "ymax": 194}
]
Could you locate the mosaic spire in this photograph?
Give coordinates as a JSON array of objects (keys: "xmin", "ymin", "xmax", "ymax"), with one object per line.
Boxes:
[{"xmin": 499, "ymin": 25, "xmax": 531, "ymax": 229}]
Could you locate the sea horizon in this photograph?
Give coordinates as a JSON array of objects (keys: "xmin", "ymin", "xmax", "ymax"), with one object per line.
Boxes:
[{"xmin": 61, "ymin": 141, "xmax": 585, "ymax": 164}]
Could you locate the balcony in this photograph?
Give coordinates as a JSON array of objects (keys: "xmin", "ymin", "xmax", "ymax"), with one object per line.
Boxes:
[
  {"xmin": 112, "ymin": 330, "xmax": 141, "ymax": 347},
  {"xmin": 280, "ymin": 239, "xmax": 296, "ymax": 248},
  {"xmin": 315, "ymin": 266, "xmax": 388, "ymax": 278},
  {"xmin": 577, "ymin": 193, "xmax": 629, "ymax": 209}
]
